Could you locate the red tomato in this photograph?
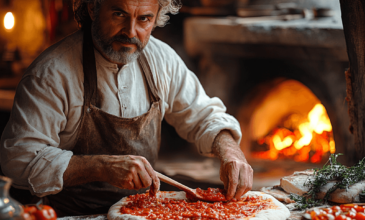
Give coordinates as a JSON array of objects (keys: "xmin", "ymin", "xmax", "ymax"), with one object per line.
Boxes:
[
  {"xmin": 33, "ymin": 206, "xmax": 57, "ymax": 220},
  {"xmin": 356, "ymin": 212, "xmax": 365, "ymax": 220},
  {"xmin": 22, "ymin": 212, "xmax": 36, "ymax": 220},
  {"xmin": 341, "ymin": 204, "xmax": 358, "ymax": 212},
  {"xmin": 22, "ymin": 205, "xmax": 57, "ymax": 220},
  {"xmin": 335, "ymin": 215, "xmax": 350, "ymax": 220},
  {"xmin": 333, "ymin": 206, "xmax": 342, "ymax": 212},
  {"xmin": 324, "ymin": 208, "xmax": 333, "ymax": 214},
  {"xmin": 356, "ymin": 206, "xmax": 365, "ymax": 213},
  {"xmin": 23, "ymin": 206, "xmax": 38, "ymax": 214},
  {"xmin": 346, "ymin": 211, "xmax": 357, "ymax": 218}
]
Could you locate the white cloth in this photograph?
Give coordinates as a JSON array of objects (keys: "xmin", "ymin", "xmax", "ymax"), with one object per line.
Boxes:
[{"xmin": 0, "ymin": 30, "xmax": 241, "ymax": 197}]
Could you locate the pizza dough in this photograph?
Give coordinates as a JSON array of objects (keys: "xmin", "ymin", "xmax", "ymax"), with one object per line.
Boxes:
[
  {"xmin": 260, "ymin": 186, "xmax": 295, "ymax": 204},
  {"xmin": 280, "ymin": 170, "xmax": 365, "ymax": 203},
  {"xmin": 107, "ymin": 191, "xmax": 290, "ymax": 220}
]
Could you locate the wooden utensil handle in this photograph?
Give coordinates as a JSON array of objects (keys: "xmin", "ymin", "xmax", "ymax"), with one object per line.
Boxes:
[{"xmin": 155, "ymin": 171, "xmax": 195, "ymax": 194}]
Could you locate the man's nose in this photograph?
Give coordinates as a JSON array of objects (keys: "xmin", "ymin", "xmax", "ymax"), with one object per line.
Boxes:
[{"xmin": 121, "ymin": 18, "xmax": 137, "ymax": 39}]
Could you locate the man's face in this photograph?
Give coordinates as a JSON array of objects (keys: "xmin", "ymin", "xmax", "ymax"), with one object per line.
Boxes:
[{"xmin": 90, "ymin": 0, "xmax": 159, "ymax": 64}]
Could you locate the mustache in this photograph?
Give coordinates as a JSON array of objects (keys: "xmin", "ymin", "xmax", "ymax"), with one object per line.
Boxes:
[{"xmin": 111, "ymin": 35, "xmax": 142, "ymax": 45}]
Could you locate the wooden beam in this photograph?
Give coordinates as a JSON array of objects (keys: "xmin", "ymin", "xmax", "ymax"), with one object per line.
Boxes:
[{"xmin": 340, "ymin": 0, "xmax": 365, "ymax": 159}]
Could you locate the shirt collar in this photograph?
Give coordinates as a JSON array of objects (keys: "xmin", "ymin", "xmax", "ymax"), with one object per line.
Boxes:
[{"xmin": 94, "ymin": 48, "xmax": 130, "ymax": 71}]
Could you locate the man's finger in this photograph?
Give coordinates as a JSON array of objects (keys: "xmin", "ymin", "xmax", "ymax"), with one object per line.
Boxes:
[
  {"xmin": 142, "ymin": 158, "xmax": 160, "ymax": 194},
  {"xmin": 132, "ymin": 171, "xmax": 144, "ymax": 189},
  {"xmin": 226, "ymin": 164, "xmax": 239, "ymax": 200},
  {"xmin": 234, "ymin": 172, "xmax": 248, "ymax": 200},
  {"xmin": 126, "ymin": 178, "xmax": 135, "ymax": 190},
  {"xmin": 137, "ymin": 167, "xmax": 153, "ymax": 188}
]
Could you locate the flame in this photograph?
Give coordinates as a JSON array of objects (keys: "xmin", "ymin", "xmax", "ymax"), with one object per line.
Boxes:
[
  {"xmin": 4, "ymin": 12, "xmax": 15, "ymax": 30},
  {"xmin": 253, "ymin": 103, "xmax": 335, "ymax": 163}
]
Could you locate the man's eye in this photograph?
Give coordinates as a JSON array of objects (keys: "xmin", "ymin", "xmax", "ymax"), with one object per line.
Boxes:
[
  {"xmin": 139, "ymin": 17, "xmax": 149, "ymax": 22},
  {"xmin": 114, "ymin": 12, "xmax": 124, "ymax": 17}
]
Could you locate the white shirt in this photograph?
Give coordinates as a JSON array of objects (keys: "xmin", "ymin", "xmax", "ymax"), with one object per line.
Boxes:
[{"xmin": 0, "ymin": 30, "xmax": 241, "ymax": 197}]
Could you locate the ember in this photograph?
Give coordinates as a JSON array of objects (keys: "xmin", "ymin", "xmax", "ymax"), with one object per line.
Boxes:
[{"xmin": 253, "ymin": 103, "xmax": 335, "ymax": 163}]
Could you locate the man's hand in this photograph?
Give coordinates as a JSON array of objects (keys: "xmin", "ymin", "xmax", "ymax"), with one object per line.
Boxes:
[
  {"xmin": 102, "ymin": 155, "xmax": 160, "ymax": 195},
  {"xmin": 212, "ymin": 130, "xmax": 253, "ymax": 200},
  {"xmin": 63, "ymin": 155, "xmax": 160, "ymax": 195}
]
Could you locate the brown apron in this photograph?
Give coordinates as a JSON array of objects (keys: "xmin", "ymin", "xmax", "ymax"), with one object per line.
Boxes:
[{"xmin": 45, "ymin": 27, "xmax": 162, "ymax": 217}]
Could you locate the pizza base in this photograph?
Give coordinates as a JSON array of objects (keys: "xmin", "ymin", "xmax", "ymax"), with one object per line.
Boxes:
[
  {"xmin": 260, "ymin": 186, "xmax": 295, "ymax": 204},
  {"xmin": 107, "ymin": 191, "xmax": 290, "ymax": 220}
]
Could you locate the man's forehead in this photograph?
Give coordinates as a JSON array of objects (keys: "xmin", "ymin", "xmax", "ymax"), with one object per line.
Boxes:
[{"xmin": 103, "ymin": 0, "xmax": 159, "ymax": 7}]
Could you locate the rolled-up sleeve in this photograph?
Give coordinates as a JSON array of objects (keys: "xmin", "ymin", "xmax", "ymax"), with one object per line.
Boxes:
[
  {"xmin": 0, "ymin": 75, "xmax": 73, "ymax": 197},
  {"xmin": 162, "ymin": 50, "xmax": 242, "ymax": 156}
]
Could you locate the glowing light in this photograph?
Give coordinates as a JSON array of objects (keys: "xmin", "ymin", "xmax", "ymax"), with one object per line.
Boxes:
[
  {"xmin": 4, "ymin": 12, "xmax": 15, "ymax": 30},
  {"xmin": 330, "ymin": 140, "xmax": 336, "ymax": 154},
  {"xmin": 295, "ymin": 122, "xmax": 313, "ymax": 149},
  {"xmin": 273, "ymin": 135, "xmax": 293, "ymax": 151},
  {"xmin": 254, "ymin": 103, "xmax": 335, "ymax": 163},
  {"xmin": 308, "ymin": 104, "xmax": 332, "ymax": 134}
]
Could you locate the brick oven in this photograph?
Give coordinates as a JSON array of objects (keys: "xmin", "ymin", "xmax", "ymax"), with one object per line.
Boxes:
[{"xmin": 182, "ymin": 0, "xmax": 353, "ymax": 185}]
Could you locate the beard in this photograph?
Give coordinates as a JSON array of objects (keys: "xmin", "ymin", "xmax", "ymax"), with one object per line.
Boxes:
[{"xmin": 91, "ymin": 17, "xmax": 147, "ymax": 64}]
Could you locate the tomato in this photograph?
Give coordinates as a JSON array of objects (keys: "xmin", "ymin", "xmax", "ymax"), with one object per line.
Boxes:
[
  {"xmin": 23, "ymin": 206, "xmax": 38, "ymax": 214},
  {"xmin": 346, "ymin": 211, "xmax": 356, "ymax": 218},
  {"xmin": 356, "ymin": 212, "xmax": 365, "ymax": 220},
  {"xmin": 33, "ymin": 206, "xmax": 57, "ymax": 220},
  {"xmin": 335, "ymin": 215, "xmax": 350, "ymax": 220},
  {"xmin": 326, "ymin": 214, "xmax": 335, "ymax": 220},
  {"xmin": 341, "ymin": 204, "xmax": 358, "ymax": 208},
  {"xmin": 22, "ymin": 212, "xmax": 36, "ymax": 220},
  {"xmin": 333, "ymin": 206, "xmax": 342, "ymax": 212},
  {"xmin": 356, "ymin": 206, "xmax": 365, "ymax": 213},
  {"xmin": 22, "ymin": 205, "xmax": 57, "ymax": 220}
]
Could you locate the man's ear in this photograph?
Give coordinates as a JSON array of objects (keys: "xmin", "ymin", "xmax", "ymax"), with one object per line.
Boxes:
[{"xmin": 87, "ymin": 3, "xmax": 96, "ymax": 21}]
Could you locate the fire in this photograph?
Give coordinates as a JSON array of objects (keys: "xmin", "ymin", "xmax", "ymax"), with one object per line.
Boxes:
[
  {"xmin": 253, "ymin": 103, "xmax": 335, "ymax": 163},
  {"xmin": 4, "ymin": 12, "xmax": 15, "ymax": 30}
]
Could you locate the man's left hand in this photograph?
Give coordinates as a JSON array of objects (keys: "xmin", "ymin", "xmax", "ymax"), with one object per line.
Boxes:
[{"xmin": 212, "ymin": 130, "xmax": 253, "ymax": 200}]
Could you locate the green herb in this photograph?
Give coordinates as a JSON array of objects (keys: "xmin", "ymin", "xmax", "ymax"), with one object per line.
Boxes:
[
  {"xmin": 289, "ymin": 153, "xmax": 365, "ymax": 210},
  {"xmin": 289, "ymin": 194, "xmax": 322, "ymax": 210}
]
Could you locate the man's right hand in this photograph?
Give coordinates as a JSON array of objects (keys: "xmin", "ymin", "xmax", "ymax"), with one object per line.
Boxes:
[
  {"xmin": 101, "ymin": 155, "xmax": 160, "ymax": 195},
  {"xmin": 63, "ymin": 155, "xmax": 160, "ymax": 195}
]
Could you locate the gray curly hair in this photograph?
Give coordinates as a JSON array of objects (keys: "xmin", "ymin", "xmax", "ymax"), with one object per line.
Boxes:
[{"xmin": 73, "ymin": 0, "xmax": 181, "ymax": 29}]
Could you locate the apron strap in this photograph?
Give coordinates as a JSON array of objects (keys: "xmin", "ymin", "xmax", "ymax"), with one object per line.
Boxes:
[
  {"xmin": 138, "ymin": 53, "xmax": 160, "ymax": 103},
  {"xmin": 82, "ymin": 26, "xmax": 99, "ymax": 107}
]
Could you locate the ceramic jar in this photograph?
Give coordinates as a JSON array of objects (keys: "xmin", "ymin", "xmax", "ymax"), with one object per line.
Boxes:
[{"xmin": 0, "ymin": 176, "xmax": 23, "ymax": 220}]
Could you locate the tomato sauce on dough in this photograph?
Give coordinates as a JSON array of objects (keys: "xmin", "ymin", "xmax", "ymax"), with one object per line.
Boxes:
[
  {"xmin": 120, "ymin": 189, "xmax": 275, "ymax": 220},
  {"xmin": 195, "ymin": 188, "xmax": 227, "ymax": 202}
]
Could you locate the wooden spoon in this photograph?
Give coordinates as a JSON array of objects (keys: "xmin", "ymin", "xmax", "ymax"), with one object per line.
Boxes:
[{"xmin": 155, "ymin": 171, "xmax": 226, "ymax": 202}]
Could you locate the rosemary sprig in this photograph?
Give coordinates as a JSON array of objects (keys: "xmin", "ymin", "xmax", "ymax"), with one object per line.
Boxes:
[{"xmin": 289, "ymin": 154, "xmax": 365, "ymax": 210}]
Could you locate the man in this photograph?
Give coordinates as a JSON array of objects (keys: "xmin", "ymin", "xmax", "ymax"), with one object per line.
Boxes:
[{"xmin": 0, "ymin": 0, "xmax": 253, "ymax": 216}]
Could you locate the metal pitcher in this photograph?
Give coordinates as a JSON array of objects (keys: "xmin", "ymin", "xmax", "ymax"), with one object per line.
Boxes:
[{"xmin": 0, "ymin": 176, "xmax": 23, "ymax": 220}]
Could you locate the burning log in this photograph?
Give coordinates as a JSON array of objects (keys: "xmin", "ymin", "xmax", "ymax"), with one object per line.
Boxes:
[{"xmin": 339, "ymin": 0, "xmax": 365, "ymax": 160}]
